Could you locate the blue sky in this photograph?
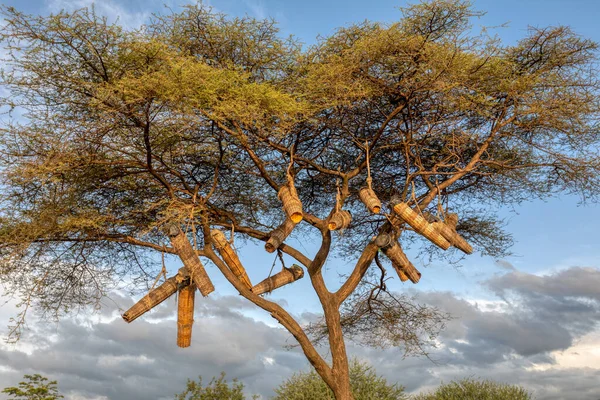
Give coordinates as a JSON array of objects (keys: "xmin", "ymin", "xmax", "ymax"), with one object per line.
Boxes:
[{"xmin": 0, "ymin": 1, "xmax": 599, "ymax": 399}]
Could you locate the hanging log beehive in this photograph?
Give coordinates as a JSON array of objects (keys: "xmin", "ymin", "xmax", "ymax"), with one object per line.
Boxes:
[
  {"xmin": 265, "ymin": 218, "xmax": 296, "ymax": 253},
  {"xmin": 359, "ymin": 142, "xmax": 381, "ymax": 214},
  {"xmin": 278, "ymin": 184, "xmax": 303, "ymax": 223},
  {"xmin": 122, "ymin": 267, "xmax": 200, "ymax": 348},
  {"xmin": 211, "ymin": 229, "xmax": 252, "ymax": 289},
  {"xmin": 393, "ymin": 203, "xmax": 451, "ymax": 250},
  {"xmin": 165, "ymin": 224, "xmax": 214, "ymax": 296},
  {"xmin": 374, "ymin": 232, "xmax": 395, "ymax": 249},
  {"xmin": 359, "ymin": 187, "xmax": 381, "ymax": 214},
  {"xmin": 252, "ymin": 265, "xmax": 304, "ymax": 295},
  {"xmin": 382, "ymin": 242, "xmax": 421, "ymax": 284},
  {"xmin": 446, "ymin": 213, "xmax": 458, "ymax": 229},
  {"xmin": 430, "ymin": 221, "xmax": 473, "ymax": 254},
  {"xmin": 395, "ymin": 266, "xmax": 410, "ymax": 282},
  {"xmin": 177, "ymin": 281, "xmax": 195, "ymax": 348},
  {"xmin": 328, "ymin": 210, "xmax": 352, "ymax": 231},
  {"xmin": 122, "ymin": 275, "xmax": 179, "ymax": 323}
]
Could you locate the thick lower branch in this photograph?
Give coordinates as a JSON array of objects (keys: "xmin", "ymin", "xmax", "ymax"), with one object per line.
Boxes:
[
  {"xmin": 336, "ymin": 241, "xmax": 378, "ymax": 304},
  {"xmin": 202, "ymin": 246, "xmax": 334, "ymax": 387},
  {"xmin": 214, "ymin": 222, "xmax": 312, "ymax": 268}
]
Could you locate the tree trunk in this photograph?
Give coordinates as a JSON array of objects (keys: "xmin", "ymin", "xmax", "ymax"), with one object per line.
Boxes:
[
  {"xmin": 307, "ymin": 231, "xmax": 355, "ymax": 400},
  {"xmin": 326, "ymin": 306, "xmax": 354, "ymax": 400}
]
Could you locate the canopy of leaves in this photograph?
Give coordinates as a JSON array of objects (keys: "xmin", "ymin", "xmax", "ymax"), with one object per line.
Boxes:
[
  {"xmin": 273, "ymin": 359, "xmax": 407, "ymax": 400},
  {"xmin": 0, "ymin": 0, "xmax": 598, "ymax": 350}
]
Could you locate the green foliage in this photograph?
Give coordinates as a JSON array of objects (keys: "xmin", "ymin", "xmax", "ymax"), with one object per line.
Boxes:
[
  {"xmin": 413, "ymin": 378, "xmax": 531, "ymax": 400},
  {"xmin": 273, "ymin": 359, "xmax": 407, "ymax": 400},
  {"xmin": 2, "ymin": 374, "xmax": 64, "ymax": 400},
  {"xmin": 174, "ymin": 373, "xmax": 257, "ymax": 400}
]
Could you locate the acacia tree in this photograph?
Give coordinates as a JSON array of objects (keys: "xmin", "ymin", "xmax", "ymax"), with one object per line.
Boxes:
[{"xmin": 1, "ymin": 1, "xmax": 599, "ymax": 399}]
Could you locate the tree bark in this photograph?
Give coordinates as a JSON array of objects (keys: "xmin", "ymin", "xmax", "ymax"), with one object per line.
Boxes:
[
  {"xmin": 325, "ymin": 302, "xmax": 354, "ymax": 400},
  {"xmin": 307, "ymin": 230, "xmax": 355, "ymax": 400}
]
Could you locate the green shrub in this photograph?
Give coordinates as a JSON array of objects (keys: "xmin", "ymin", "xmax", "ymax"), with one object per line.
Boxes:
[
  {"xmin": 273, "ymin": 359, "xmax": 407, "ymax": 400},
  {"xmin": 413, "ymin": 378, "xmax": 531, "ymax": 400},
  {"xmin": 2, "ymin": 374, "xmax": 63, "ymax": 400},
  {"xmin": 174, "ymin": 372, "xmax": 258, "ymax": 400}
]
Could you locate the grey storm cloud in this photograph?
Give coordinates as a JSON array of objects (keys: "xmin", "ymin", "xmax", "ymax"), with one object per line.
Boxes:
[
  {"xmin": 1, "ymin": 266, "xmax": 600, "ymax": 400},
  {"xmin": 0, "ymin": 294, "xmax": 309, "ymax": 400},
  {"xmin": 412, "ymin": 266, "xmax": 600, "ymax": 363}
]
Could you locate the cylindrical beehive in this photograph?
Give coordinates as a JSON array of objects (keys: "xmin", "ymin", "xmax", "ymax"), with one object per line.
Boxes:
[
  {"xmin": 374, "ymin": 232, "xmax": 394, "ymax": 249},
  {"xmin": 359, "ymin": 187, "xmax": 381, "ymax": 214},
  {"xmin": 166, "ymin": 225, "xmax": 215, "ymax": 296},
  {"xmin": 328, "ymin": 210, "xmax": 352, "ymax": 231},
  {"xmin": 403, "ymin": 263, "xmax": 421, "ymax": 283},
  {"xmin": 122, "ymin": 276, "xmax": 179, "ymax": 323},
  {"xmin": 278, "ymin": 185, "xmax": 303, "ymax": 223},
  {"xmin": 431, "ymin": 221, "xmax": 473, "ymax": 254},
  {"xmin": 177, "ymin": 282, "xmax": 195, "ymax": 348},
  {"xmin": 265, "ymin": 218, "xmax": 296, "ymax": 253},
  {"xmin": 446, "ymin": 213, "xmax": 459, "ymax": 229},
  {"xmin": 393, "ymin": 203, "xmax": 451, "ymax": 250},
  {"xmin": 252, "ymin": 265, "xmax": 304, "ymax": 295},
  {"xmin": 211, "ymin": 230, "xmax": 252, "ymax": 289},
  {"xmin": 382, "ymin": 242, "xmax": 421, "ymax": 283},
  {"xmin": 396, "ymin": 267, "xmax": 409, "ymax": 282}
]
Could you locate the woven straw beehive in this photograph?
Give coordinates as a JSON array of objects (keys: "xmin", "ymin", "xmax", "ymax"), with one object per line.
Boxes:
[
  {"xmin": 177, "ymin": 283, "xmax": 195, "ymax": 348},
  {"xmin": 252, "ymin": 265, "xmax": 304, "ymax": 295},
  {"xmin": 278, "ymin": 185, "xmax": 303, "ymax": 223},
  {"xmin": 211, "ymin": 230, "xmax": 252, "ymax": 289},
  {"xmin": 446, "ymin": 213, "xmax": 458, "ymax": 229},
  {"xmin": 393, "ymin": 203, "xmax": 451, "ymax": 250},
  {"xmin": 383, "ymin": 242, "xmax": 421, "ymax": 283},
  {"xmin": 265, "ymin": 218, "xmax": 296, "ymax": 253},
  {"xmin": 359, "ymin": 187, "xmax": 381, "ymax": 214},
  {"xmin": 328, "ymin": 210, "xmax": 352, "ymax": 231},
  {"xmin": 430, "ymin": 221, "xmax": 473, "ymax": 254},
  {"xmin": 374, "ymin": 232, "xmax": 394, "ymax": 249},
  {"xmin": 396, "ymin": 267, "xmax": 409, "ymax": 282},
  {"xmin": 166, "ymin": 225, "xmax": 214, "ymax": 296},
  {"xmin": 122, "ymin": 276, "xmax": 179, "ymax": 323}
]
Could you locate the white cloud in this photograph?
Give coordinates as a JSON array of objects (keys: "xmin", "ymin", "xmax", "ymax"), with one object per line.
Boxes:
[{"xmin": 45, "ymin": 0, "xmax": 149, "ymax": 29}]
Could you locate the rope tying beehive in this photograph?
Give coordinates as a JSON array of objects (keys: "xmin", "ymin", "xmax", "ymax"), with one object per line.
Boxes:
[
  {"xmin": 265, "ymin": 218, "xmax": 296, "ymax": 253},
  {"xmin": 393, "ymin": 202, "xmax": 451, "ymax": 250},
  {"xmin": 328, "ymin": 210, "xmax": 352, "ymax": 231},
  {"xmin": 165, "ymin": 224, "xmax": 214, "ymax": 296},
  {"xmin": 252, "ymin": 265, "xmax": 304, "ymax": 295},
  {"xmin": 211, "ymin": 229, "xmax": 252, "ymax": 289},
  {"xmin": 359, "ymin": 142, "xmax": 381, "ymax": 213},
  {"xmin": 278, "ymin": 184, "xmax": 303, "ymax": 223}
]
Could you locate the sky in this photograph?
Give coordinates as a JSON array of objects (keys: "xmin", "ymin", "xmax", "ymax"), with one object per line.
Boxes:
[{"xmin": 0, "ymin": 0, "xmax": 600, "ymax": 399}]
